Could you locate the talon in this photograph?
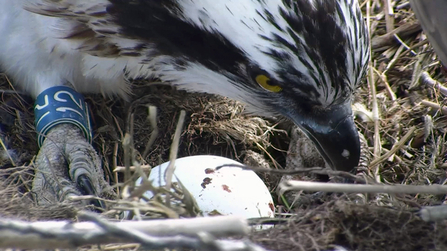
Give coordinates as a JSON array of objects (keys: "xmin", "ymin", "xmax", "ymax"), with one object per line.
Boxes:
[
  {"xmin": 29, "ymin": 86, "xmax": 110, "ymax": 208},
  {"xmin": 31, "ymin": 123, "xmax": 111, "ymax": 207},
  {"xmin": 78, "ymin": 174, "xmax": 106, "ymax": 209}
]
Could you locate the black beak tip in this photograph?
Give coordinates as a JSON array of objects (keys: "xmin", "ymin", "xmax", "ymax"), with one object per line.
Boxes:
[
  {"xmin": 324, "ymin": 116, "xmax": 360, "ymax": 173},
  {"xmin": 302, "ymin": 115, "xmax": 360, "ymax": 173}
]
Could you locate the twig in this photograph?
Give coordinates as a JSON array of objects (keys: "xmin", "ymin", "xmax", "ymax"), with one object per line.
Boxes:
[
  {"xmin": 419, "ymin": 71, "xmax": 447, "ymax": 96},
  {"xmin": 0, "ymin": 212, "xmax": 253, "ymax": 249},
  {"xmin": 216, "ymin": 164, "xmax": 364, "ymax": 183},
  {"xmin": 279, "ymin": 180, "xmax": 447, "ymax": 195},
  {"xmin": 420, "ymin": 100, "xmax": 447, "ymax": 115},
  {"xmin": 123, "ymin": 133, "xmax": 132, "ymax": 186},
  {"xmin": 113, "ymin": 142, "xmax": 120, "ymax": 197},
  {"xmin": 142, "ymin": 106, "xmax": 159, "ymax": 159},
  {"xmin": 419, "ymin": 205, "xmax": 447, "ymax": 222},
  {"xmin": 393, "ymin": 34, "xmax": 417, "ymax": 55},
  {"xmin": 383, "ymin": 0, "xmax": 394, "ymax": 33},
  {"xmin": 165, "ymin": 110, "xmax": 186, "ymax": 207},
  {"xmin": 372, "ymin": 67, "xmax": 396, "ymax": 101},
  {"xmin": 369, "ymin": 126, "xmax": 416, "ymax": 168},
  {"xmin": 366, "ymin": 0, "xmax": 382, "ymax": 183},
  {"xmin": 114, "ymin": 165, "xmax": 151, "ymax": 173},
  {"xmin": 371, "ymin": 23, "xmax": 422, "ymax": 51},
  {"xmin": 0, "ymin": 137, "xmax": 15, "ymax": 166}
]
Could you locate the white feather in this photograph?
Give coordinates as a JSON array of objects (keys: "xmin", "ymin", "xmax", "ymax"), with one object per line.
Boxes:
[
  {"xmin": 0, "ymin": 0, "xmax": 368, "ymax": 111},
  {"xmin": 0, "ymin": 1, "xmax": 130, "ymax": 98}
]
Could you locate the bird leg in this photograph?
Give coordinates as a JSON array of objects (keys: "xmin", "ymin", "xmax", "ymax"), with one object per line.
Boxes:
[{"xmin": 32, "ymin": 86, "xmax": 112, "ymax": 208}]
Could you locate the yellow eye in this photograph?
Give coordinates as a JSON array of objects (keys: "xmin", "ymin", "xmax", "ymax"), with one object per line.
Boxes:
[{"xmin": 255, "ymin": 75, "xmax": 282, "ymax": 93}]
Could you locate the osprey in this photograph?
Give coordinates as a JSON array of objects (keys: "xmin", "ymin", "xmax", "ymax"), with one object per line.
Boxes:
[{"xmin": 0, "ymin": 0, "xmax": 369, "ymax": 205}]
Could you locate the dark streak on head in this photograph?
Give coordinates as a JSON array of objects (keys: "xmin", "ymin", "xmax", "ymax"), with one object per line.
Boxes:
[
  {"xmin": 262, "ymin": 0, "xmax": 354, "ymax": 105},
  {"xmin": 263, "ymin": 9, "xmax": 284, "ymax": 32},
  {"xmin": 107, "ymin": 0, "xmax": 248, "ymax": 73}
]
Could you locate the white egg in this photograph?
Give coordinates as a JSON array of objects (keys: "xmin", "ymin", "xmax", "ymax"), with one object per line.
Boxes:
[{"xmin": 136, "ymin": 155, "xmax": 275, "ymax": 219}]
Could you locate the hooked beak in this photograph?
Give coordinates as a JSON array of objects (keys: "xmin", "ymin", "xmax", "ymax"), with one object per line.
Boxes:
[{"xmin": 292, "ymin": 105, "xmax": 360, "ymax": 173}]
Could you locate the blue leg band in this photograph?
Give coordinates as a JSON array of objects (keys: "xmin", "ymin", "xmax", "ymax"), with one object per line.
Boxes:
[{"xmin": 34, "ymin": 86, "xmax": 92, "ymax": 147}]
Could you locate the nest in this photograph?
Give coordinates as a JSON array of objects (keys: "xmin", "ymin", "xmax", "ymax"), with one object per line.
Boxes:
[{"xmin": 1, "ymin": 0, "xmax": 447, "ymax": 250}]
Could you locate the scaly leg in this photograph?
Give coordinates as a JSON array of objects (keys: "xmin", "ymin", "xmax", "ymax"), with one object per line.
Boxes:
[{"xmin": 32, "ymin": 86, "xmax": 113, "ymax": 208}]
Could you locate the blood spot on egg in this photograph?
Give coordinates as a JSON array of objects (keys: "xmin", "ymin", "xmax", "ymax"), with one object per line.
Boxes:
[
  {"xmin": 269, "ymin": 202, "xmax": 275, "ymax": 212},
  {"xmin": 204, "ymin": 168, "xmax": 215, "ymax": 174},
  {"xmin": 201, "ymin": 177, "xmax": 212, "ymax": 188},
  {"xmin": 222, "ymin": 184, "xmax": 232, "ymax": 193}
]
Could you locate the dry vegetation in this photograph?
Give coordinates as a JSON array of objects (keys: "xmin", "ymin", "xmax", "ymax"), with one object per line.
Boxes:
[{"xmin": 1, "ymin": 0, "xmax": 447, "ymax": 250}]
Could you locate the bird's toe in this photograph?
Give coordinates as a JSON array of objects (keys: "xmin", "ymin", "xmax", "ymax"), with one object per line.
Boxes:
[{"xmin": 32, "ymin": 123, "xmax": 110, "ymax": 208}]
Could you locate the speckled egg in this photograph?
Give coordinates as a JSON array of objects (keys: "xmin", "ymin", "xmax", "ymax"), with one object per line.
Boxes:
[{"xmin": 136, "ymin": 155, "xmax": 275, "ymax": 219}]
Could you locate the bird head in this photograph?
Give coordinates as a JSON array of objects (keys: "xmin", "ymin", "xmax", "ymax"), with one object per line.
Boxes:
[{"xmin": 98, "ymin": 0, "xmax": 370, "ymax": 172}]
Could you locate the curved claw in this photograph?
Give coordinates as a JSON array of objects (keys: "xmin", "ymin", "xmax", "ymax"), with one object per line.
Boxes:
[
  {"xmin": 33, "ymin": 124, "xmax": 113, "ymax": 208},
  {"xmin": 78, "ymin": 174, "xmax": 106, "ymax": 209}
]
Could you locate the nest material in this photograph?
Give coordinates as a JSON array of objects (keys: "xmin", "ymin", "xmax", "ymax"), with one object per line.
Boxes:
[{"xmin": 1, "ymin": 0, "xmax": 447, "ymax": 250}]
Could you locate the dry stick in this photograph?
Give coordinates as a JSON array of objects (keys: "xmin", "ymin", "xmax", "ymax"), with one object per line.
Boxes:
[
  {"xmin": 419, "ymin": 205, "xmax": 447, "ymax": 222},
  {"xmin": 369, "ymin": 126, "xmax": 416, "ymax": 168},
  {"xmin": 0, "ymin": 137, "xmax": 15, "ymax": 166},
  {"xmin": 2, "ymin": 73, "xmax": 28, "ymax": 102},
  {"xmin": 367, "ymin": 1, "xmax": 382, "ymax": 182},
  {"xmin": 393, "ymin": 34, "xmax": 417, "ymax": 55},
  {"xmin": 255, "ymin": 141, "xmax": 279, "ymax": 169},
  {"xmin": 379, "ymin": 34, "xmax": 416, "ymax": 99},
  {"xmin": 114, "ymin": 165, "xmax": 151, "ymax": 173},
  {"xmin": 410, "ymin": 51, "xmax": 425, "ymax": 90},
  {"xmin": 165, "ymin": 110, "xmax": 186, "ymax": 208},
  {"xmin": 395, "ymin": 2, "xmax": 410, "ymax": 9},
  {"xmin": 371, "ymin": 22, "xmax": 422, "ymax": 50},
  {"xmin": 122, "ymin": 133, "xmax": 132, "ymax": 186},
  {"xmin": 216, "ymin": 164, "xmax": 364, "ymax": 183},
  {"xmin": 421, "ymin": 100, "xmax": 447, "ymax": 115},
  {"xmin": 124, "ymin": 108, "xmax": 160, "ymax": 200},
  {"xmin": 68, "ymin": 195, "xmax": 118, "ymax": 204},
  {"xmin": 372, "ymin": 67, "xmax": 396, "ymax": 101},
  {"xmin": 127, "ymin": 170, "xmax": 156, "ymax": 201},
  {"xmin": 142, "ymin": 106, "xmax": 159, "ymax": 159},
  {"xmin": 420, "ymin": 71, "xmax": 447, "ymax": 96},
  {"xmin": 126, "ymin": 106, "xmax": 159, "ymax": 200},
  {"xmin": 0, "ymin": 89, "xmax": 22, "ymax": 95},
  {"xmin": 0, "ymin": 213, "xmax": 251, "ymax": 249},
  {"xmin": 279, "ymin": 180, "xmax": 447, "ymax": 195},
  {"xmin": 383, "ymin": 0, "xmax": 394, "ymax": 33},
  {"xmin": 100, "ymin": 244, "xmax": 141, "ymax": 250},
  {"xmin": 371, "ymin": 67, "xmax": 381, "ymax": 181},
  {"xmin": 125, "ymin": 110, "xmax": 187, "ymax": 202},
  {"xmin": 113, "ymin": 142, "xmax": 119, "ymax": 197},
  {"xmin": 383, "ymin": 43, "xmax": 404, "ymax": 75},
  {"xmin": 130, "ymin": 162, "xmax": 151, "ymax": 199}
]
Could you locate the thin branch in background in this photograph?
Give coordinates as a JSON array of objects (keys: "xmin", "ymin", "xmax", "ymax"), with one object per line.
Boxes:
[{"xmin": 279, "ymin": 180, "xmax": 447, "ymax": 195}]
